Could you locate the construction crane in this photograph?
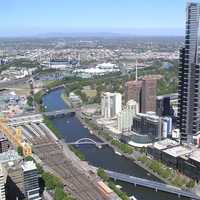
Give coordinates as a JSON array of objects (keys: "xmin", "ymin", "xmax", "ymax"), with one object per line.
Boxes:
[{"xmin": 0, "ymin": 118, "xmax": 32, "ymax": 157}]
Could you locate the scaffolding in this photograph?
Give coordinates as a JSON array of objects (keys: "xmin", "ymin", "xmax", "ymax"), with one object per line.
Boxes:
[{"xmin": 0, "ymin": 119, "xmax": 32, "ymax": 157}]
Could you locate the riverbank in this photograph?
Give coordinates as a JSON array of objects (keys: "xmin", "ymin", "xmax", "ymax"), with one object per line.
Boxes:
[
  {"xmin": 60, "ymin": 92, "xmax": 72, "ymax": 108},
  {"xmin": 77, "ymin": 114, "xmax": 196, "ymax": 190},
  {"xmin": 41, "ymin": 86, "xmax": 194, "ymax": 200},
  {"xmin": 43, "ymin": 115, "xmax": 62, "ymax": 139}
]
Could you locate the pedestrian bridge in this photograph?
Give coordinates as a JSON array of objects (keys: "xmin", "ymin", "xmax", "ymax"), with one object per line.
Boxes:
[
  {"xmin": 67, "ymin": 138, "xmax": 107, "ymax": 147},
  {"xmin": 106, "ymin": 170, "xmax": 200, "ymax": 199}
]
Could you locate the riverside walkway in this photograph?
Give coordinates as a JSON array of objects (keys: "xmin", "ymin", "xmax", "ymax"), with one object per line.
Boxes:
[{"xmin": 106, "ymin": 170, "xmax": 200, "ymax": 199}]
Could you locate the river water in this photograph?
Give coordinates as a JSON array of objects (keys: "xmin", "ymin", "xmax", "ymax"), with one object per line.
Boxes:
[{"xmin": 43, "ymin": 88, "xmax": 189, "ymax": 200}]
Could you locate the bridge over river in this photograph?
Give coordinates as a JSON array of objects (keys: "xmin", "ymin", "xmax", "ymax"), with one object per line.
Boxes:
[
  {"xmin": 43, "ymin": 108, "xmax": 75, "ymax": 117},
  {"xmin": 66, "ymin": 138, "xmax": 108, "ymax": 147},
  {"xmin": 106, "ymin": 170, "xmax": 200, "ymax": 199}
]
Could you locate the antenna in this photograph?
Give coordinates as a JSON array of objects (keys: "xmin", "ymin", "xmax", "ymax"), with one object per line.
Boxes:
[{"xmin": 135, "ymin": 59, "xmax": 138, "ymax": 81}]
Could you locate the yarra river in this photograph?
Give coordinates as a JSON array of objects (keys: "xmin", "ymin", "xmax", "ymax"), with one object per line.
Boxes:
[{"xmin": 43, "ymin": 88, "xmax": 189, "ymax": 200}]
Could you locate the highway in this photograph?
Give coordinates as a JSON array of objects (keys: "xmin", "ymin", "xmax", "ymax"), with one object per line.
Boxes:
[{"xmin": 106, "ymin": 170, "xmax": 200, "ymax": 199}]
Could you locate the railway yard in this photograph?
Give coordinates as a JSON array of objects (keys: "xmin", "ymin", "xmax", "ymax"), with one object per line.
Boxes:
[{"xmin": 9, "ymin": 118, "xmax": 107, "ymax": 200}]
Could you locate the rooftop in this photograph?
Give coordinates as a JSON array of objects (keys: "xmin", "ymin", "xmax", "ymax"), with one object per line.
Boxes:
[
  {"xmin": 21, "ymin": 161, "xmax": 37, "ymax": 172},
  {"xmin": 189, "ymin": 150, "xmax": 200, "ymax": 163},
  {"xmin": 0, "ymin": 150, "xmax": 22, "ymax": 164},
  {"xmin": 136, "ymin": 112, "xmax": 160, "ymax": 122},
  {"xmin": 163, "ymin": 145, "xmax": 192, "ymax": 158},
  {"xmin": 0, "ymin": 132, "xmax": 7, "ymax": 141},
  {"xmin": 153, "ymin": 139, "xmax": 179, "ymax": 150}
]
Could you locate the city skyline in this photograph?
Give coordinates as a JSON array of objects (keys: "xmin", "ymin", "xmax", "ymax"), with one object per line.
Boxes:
[{"xmin": 0, "ymin": 0, "xmax": 196, "ymax": 37}]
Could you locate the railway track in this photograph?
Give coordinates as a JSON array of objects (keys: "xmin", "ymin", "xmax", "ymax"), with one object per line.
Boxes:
[{"xmin": 31, "ymin": 133, "xmax": 105, "ymax": 200}]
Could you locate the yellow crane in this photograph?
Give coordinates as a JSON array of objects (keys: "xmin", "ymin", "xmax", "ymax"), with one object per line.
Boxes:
[{"xmin": 0, "ymin": 119, "xmax": 32, "ymax": 157}]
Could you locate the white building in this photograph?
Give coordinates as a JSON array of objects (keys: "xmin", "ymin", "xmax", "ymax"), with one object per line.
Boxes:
[
  {"xmin": 0, "ymin": 165, "xmax": 6, "ymax": 200},
  {"xmin": 117, "ymin": 100, "xmax": 138, "ymax": 132},
  {"xmin": 73, "ymin": 62, "xmax": 120, "ymax": 77},
  {"xmin": 96, "ymin": 63, "xmax": 118, "ymax": 70},
  {"xmin": 101, "ymin": 92, "xmax": 122, "ymax": 119},
  {"xmin": 22, "ymin": 161, "xmax": 41, "ymax": 200}
]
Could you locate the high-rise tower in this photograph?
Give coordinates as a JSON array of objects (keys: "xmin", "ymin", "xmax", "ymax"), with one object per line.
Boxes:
[
  {"xmin": 125, "ymin": 76, "xmax": 157, "ymax": 113},
  {"xmin": 178, "ymin": 2, "xmax": 200, "ymax": 143}
]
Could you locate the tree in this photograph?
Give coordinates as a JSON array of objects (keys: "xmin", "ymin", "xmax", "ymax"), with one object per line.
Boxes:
[
  {"xmin": 17, "ymin": 146, "xmax": 23, "ymax": 156},
  {"xmin": 27, "ymin": 96, "xmax": 34, "ymax": 107},
  {"xmin": 186, "ymin": 180, "xmax": 195, "ymax": 188},
  {"xmin": 97, "ymin": 168, "xmax": 109, "ymax": 182},
  {"xmin": 42, "ymin": 172, "xmax": 63, "ymax": 190}
]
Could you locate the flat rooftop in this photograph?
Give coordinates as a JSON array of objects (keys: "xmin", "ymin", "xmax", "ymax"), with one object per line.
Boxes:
[
  {"xmin": 21, "ymin": 161, "xmax": 37, "ymax": 172},
  {"xmin": 189, "ymin": 150, "xmax": 200, "ymax": 163},
  {"xmin": 163, "ymin": 145, "xmax": 192, "ymax": 158},
  {"xmin": 152, "ymin": 139, "xmax": 179, "ymax": 150},
  {"xmin": 0, "ymin": 150, "xmax": 22, "ymax": 164},
  {"xmin": 0, "ymin": 132, "xmax": 7, "ymax": 141}
]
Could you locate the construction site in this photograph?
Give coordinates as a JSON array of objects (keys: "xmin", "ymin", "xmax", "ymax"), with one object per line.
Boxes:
[{"xmin": 0, "ymin": 115, "xmax": 112, "ymax": 200}]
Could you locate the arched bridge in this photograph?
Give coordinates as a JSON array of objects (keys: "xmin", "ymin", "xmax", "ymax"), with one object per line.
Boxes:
[{"xmin": 67, "ymin": 138, "xmax": 107, "ymax": 146}]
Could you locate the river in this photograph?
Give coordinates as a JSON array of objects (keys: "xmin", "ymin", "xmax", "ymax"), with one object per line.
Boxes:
[{"xmin": 42, "ymin": 88, "xmax": 189, "ymax": 200}]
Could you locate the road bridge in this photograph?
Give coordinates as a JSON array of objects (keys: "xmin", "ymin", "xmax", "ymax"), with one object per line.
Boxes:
[
  {"xmin": 106, "ymin": 170, "xmax": 200, "ymax": 199},
  {"xmin": 43, "ymin": 109, "xmax": 75, "ymax": 118},
  {"xmin": 8, "ymin": 114, "xmax": 43, "ymax": 126},
  {"xmin": 8, "ymin": 109, "xmax": 75, "ymax": 125}
]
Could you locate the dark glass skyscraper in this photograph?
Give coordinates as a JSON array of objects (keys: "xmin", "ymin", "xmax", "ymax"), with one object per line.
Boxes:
[{"xmin": 178, "ymin": 2, "xmax": 200, "ymax": 143}]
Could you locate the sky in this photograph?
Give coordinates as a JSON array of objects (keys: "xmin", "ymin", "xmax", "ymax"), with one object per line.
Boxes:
[{"xmin": 0, "ymin": 0, "xmax": 195, "ymax": 37}]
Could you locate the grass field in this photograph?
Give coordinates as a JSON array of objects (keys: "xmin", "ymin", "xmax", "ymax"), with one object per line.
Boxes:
[{"xmin": 82, "ymin": 89, "xmax": 97, "ymax": 97}]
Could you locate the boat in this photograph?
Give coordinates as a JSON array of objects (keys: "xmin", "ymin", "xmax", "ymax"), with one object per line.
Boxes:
[
  {"xmin": 129, "ymin": 195, "xmax": 137, "ymax": 200},
  {"xmin": 115, "ymin": 185, "xmax": 122, "ymax": 189},
  {"xmin": 115, "ymin": 150, "xmax": 122, "ymax": 156}
]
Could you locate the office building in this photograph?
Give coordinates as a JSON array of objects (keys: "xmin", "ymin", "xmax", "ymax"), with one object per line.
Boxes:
[
  {"xmin": 132, "ymin": 112, "xmax": 161, "ymax": 142},
  {"xmin": 117, "ymin": 100, "xmax": 138, "ymax": 132},
  {"xmin": 0, "ymin": 165, "xmax": 5, "ymax": 200},
  {"xmin": 101, "ymin": 92, "xmax": 122, "ymax": 119},
  {"xmin": 6, "ymin": 162, "xmax": 25, "ymax": 200},
  {"xmin": 0, "ymin": 133, "xmax": 10, "ymax": 153},
  {"xmin": 162, "ymin": 117, "xmax": 172, "ymax": 138},
  {"xmin": 125, "ymin": 80, "xmax": 142, "ymax": 105},
  {"xmin": 22, "ymin": 161, "xmax": 41, "ymax": 200},
  {"xmin": 141, "ymin": 77, "xmax": 157, "ymax": 113},
  {"xmin": 156, "ymin": 96, "xmax": 171, "ymax": 117},
  {"xmin": 125, "ymin": 76, "xmax": 157, "ymax": 113},
  {"xmin": 147, "ymin": 139, "xmax": 200, "ymax": 181},
  {"xmin": 178, "ymin": 2, "xmax": 200, "ymax": 143}
]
